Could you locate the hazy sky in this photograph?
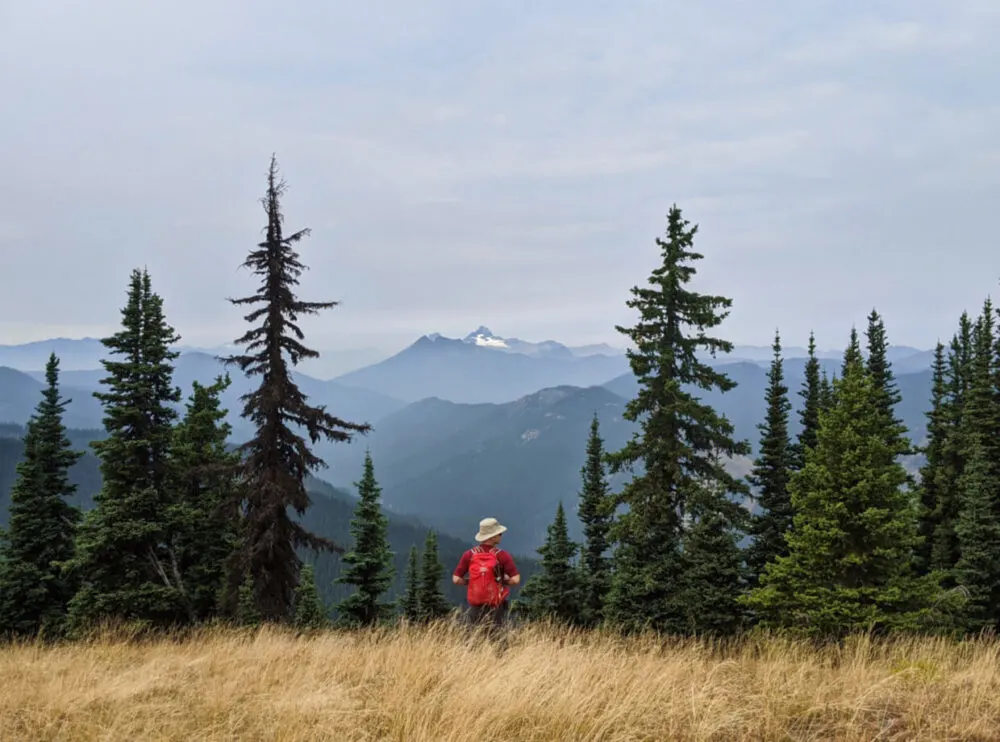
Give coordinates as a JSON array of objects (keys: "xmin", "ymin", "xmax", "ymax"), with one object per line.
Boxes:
[{"xmin": 2, "ymin": 1, "xmax": 998, "ymax": 355}]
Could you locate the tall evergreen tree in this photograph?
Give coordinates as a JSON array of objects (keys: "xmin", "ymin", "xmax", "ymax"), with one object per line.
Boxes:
[
  {"xmin": 793, "ymin": 332, "xmax": 821, "ymax": 470},
  {"xmin": 293, "ymin": 564, "xmax": 328, "ymax": 629},
  {"xmin": 677, "ymin": 472, "xmax": 748, "ymax": 635},
  {"xmin": 168, "ymin": 376, "xmax": 242, "ymax": 621},
  {"xmin": 604, "ymin": 205, "xmax": 750, "ymax": 634},
  {"xmin": 335, "ymin": 452, "xmax": 394, "ymax": 627},
  {"xmin": 864, "ymin": 309, "xmax": 909, "ymax": 457},
  {"xmin": 953, "ymin": 300, "xmax": 1000, "ymax": 629},
  {"xmin": 745, "ymin": 330, "xmax": 794, "ymax": 587},
  {"xmin": 0, "ymin": 354, "xmax": 82, "ymax": 636},
  {"xmin": 221, "ymin": 156, "xmax": 371, "ymax": 622},
  {"xmin": 841, "ymin": 326, "xmax": 863, "ymax": 375},
  {"xmin": 744, "ymin": 340, "xmax": 946, "ymax": 638},
  {"xmin": 818, "ymin": 370, "xmax": 835, "ymax": 413},
  {"xmin": 65, "ymin": 269, "xmax": 186, "ymax": 632},
  {"xmin": 520, "ymin": 502, "xmax": 582, "ymax": 624},
  {"xmin": 576, "ymin": 414, "xmax": 613, "ymax": 626},
  {"xmin": 914, "ymin": 343, "xmax": 951, "ymax": 577},
  {"xmin": 417, "ymin": 530, "xmax": 451, "ymax": 622},
  {"xmin": 400, "ymin": 546, "xmax": 421, "ymax": 621}
]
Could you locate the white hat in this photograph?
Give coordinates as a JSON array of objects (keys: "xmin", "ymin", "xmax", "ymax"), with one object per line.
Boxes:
[{"xmin": 474, "ymin": 517, "xmax": 507, "ymax": 542}]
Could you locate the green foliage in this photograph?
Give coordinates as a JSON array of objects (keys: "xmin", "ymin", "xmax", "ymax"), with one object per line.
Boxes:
[
  {"xmin": 400, "ymin": 546, "xmax": 421, "ymax": 621},
  {"xmin": 221, "ymin": 156, "xmax": 371, "ymax": 622},
  {"xmin": 745, "ymin": 331, "xmax": 794, "ymax": 588},
  {"xmin": 744, "ymin": 341, "xmax": 947, "ymax": 638},
  {"xmin": 915, "ymin": 343, "xmax": 954, "ymax": 577},
  {"xmin": 417, "ymin": 530, "xmax": 451, "ymax": 622},
  {"xmin": 864, "ymin": 309, "xmax": 910, "ymax": 458},
  {"xmin": 335, "ymin": 452, "xmax": 395, "ymax": 626},
  {"xmin": 952, "ymin": 301, "xmax": 1000, "ymax": 629},
  {"xmin": 677, "ymin": 478, "xmax": 748, "ymax": 635},
  {"xmin": 604, "ymin": 205, "xmax": 750, "ymax": 634},
  {"xmin": 237, "ymin": 573, "xmax": 260, "ymax": 627},
  {"xmin": 168, "ymin": 376, "xmax": 242, "ymax": 622},
  {"xmin": 293, "ymin": 564, "xmax": 329, "ymax": 629},
  {"xmin": 520, "ymin": 502, "xmax": 582, "ymax": 624},
  {"xmin": 0, "ymin": 354, "xmax": 83, "ymax": 637},
  {"xmin": 577, "ymin": 414, "xmax": 612, "ymax": 626},
  {"xmin": 793, "ymin": 331, "xmax": 821, "ymax": 469},
  {"xmin": 64, "ymin": 269, "xmax": 187, "ymax": 634}
]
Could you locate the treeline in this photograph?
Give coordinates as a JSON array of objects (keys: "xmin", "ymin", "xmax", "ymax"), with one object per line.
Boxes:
[{"xmin": 518, "ymin": 206, "xmax": 993, "ymax": 639}]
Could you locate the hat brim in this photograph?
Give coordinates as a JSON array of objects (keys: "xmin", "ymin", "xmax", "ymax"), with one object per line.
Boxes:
[{"xmin": 474, "ymin": 524, "xmax": 507, "ymax": 542}]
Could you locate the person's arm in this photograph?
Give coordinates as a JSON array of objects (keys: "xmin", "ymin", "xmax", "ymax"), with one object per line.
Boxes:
[
  {"xmin": 452, "ymin": 550, "xmax": 470, "ymax": 585},
  {"xmin": 500, "ymin": 552, "xmax": 520, "ymax": 585}
]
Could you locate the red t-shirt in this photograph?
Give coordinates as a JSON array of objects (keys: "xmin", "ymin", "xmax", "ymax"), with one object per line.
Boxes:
[{"xmin": 453, "ymin": 546, "xmax": 519, "ymax": 580}]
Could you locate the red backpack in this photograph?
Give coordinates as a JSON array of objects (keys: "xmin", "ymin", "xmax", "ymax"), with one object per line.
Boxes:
[{"xmin": 467, "ymin": 546, "xmax": 509, "ymax": 607}]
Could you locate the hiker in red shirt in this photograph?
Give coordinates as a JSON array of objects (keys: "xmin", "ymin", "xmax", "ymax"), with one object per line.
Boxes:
[{"xmin": 453, "ymin": 517, "xmax": 520, "ymax": 629}]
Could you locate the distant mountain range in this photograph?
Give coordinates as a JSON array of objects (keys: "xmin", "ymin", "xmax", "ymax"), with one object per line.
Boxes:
[{"xmin": 0, "ymin": 330, "xmax": 937, "ymax": 553}]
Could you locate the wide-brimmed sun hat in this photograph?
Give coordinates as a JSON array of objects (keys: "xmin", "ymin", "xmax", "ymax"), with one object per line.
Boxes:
[{"xmin": 474, "ymin": 517, "xmax": 507, "ymax": 542}]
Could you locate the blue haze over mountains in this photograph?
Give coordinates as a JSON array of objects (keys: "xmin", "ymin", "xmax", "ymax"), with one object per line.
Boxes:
[{"xmin": 0, "ymin": 327, "xmax": 934, "ymax": 553}]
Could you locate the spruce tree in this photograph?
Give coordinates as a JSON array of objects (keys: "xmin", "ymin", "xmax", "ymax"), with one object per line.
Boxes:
[
  {"xmin": 520, "ymin": 502, "xmax": 582, "ymax": 624},
  {"xmin": 744, "ymin": 340, "xmax": 945, "ymax": 638},
  {"xmin": 793, "ymin": 331, "xmax": 821, "ymax": 470},
  {"xmin": 819, "ymin": 370, "xmax": 835, "ymax": 413},
  {"xmin": 745, "ymin": 330, "xmax": 794, "ymax": 587},
  {"xmin": 864, "ymin": 309, "xmax": 909, "ymax": 457},
  {"xmin": 576, "ymin": 413, "xmax": 612, "ymax": 626},
  {"xmin": 417, "ymin": 530, "xmax": 451, "ymax": 622},
  {"xmin": 400, "ymin": 546, "xmax": 421, "ymax": 621},
  {"xmin": 676, "ymin": 473, "xmax": 748, "ymax": 635},
  {"xmin": 169, "ymin": 376, "xmax": 242, "ymax": 621},
  {"xmin": 0, "ymin": 354, "xmax": 82, "ymax": 636},
  {"xmin": 914, "ymin": 343, "xmax": 950, "ymax": 577},
  {"xmin": 335, "ymin": 452, "xmax": 394, "ymax": 626},
  {"xmin": 603, "ymin": 205, "xmax": 750, "ymax": 634},
  {"xmin": 953, "ymin": 301, "xmax": 1000, "ymax": 629},
  {"xmin": 65, "ymin": 269, "xmax": 186, "ymax": 632},
  {"xmin": 293, "ymin": 564, "xmax": 328, "ymax": 629},
  {"xmin": 221, "ymin": 156, "xmax": 371, "ymax": 622}
]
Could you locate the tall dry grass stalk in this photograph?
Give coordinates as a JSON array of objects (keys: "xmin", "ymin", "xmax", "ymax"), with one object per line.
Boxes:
[{"xmin": 2, "ymin": 622, "xmax": 1000, "ymax": 741}]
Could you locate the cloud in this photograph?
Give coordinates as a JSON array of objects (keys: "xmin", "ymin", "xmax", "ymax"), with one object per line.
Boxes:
[{"xmin": 1, "ymin": 1, "xmax": 998, "ymax": 353}]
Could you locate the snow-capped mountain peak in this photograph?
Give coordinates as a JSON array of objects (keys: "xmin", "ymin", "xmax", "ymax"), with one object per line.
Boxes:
[{"xmin": 463, "ymin": 326, "xmax": 509, "ymax": 349}]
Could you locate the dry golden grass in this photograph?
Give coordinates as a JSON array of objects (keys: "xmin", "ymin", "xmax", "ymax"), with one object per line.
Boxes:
[{"xmin": 2, "ymin": 622, "xmax": 1000, "ymax": 741}]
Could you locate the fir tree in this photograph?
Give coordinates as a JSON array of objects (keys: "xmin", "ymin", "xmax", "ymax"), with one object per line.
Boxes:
[
  {"xmin": 400, "ymin": 546, "xmax": 421, "ymax": 621},
  {"xmin": 335, "ymin": 452, "xmax": 394, "ymax": 627},
  {"xmin": 677, "ymin": 474, "xmax": 748, "ymax": 635},
  {"xmin": 417, "ymin": 530, "xmax": 451, "ymax": 622},
  {"xmin": 576, "ymin": 414, "xmax": 612, "ymax": 626},
  {"xmin": 841, "ymin": 326, "xmax": 863, "ymax": 375},
  {"xmin": 293, "ymin": 564, "xmax": 328, "ymax": 629},
  {"xmin": 953, "ymin": 301, "xmax": 1000, "ymax": 629},
  {"xmin": 864, "ymin": 309, "xmax": 909, "ymax": 457},
  {"xmin": 744, "ymin": 340, "xmax": 946, "ymax": 638},
  {"xmin": 65, "ymin": 269, "xmax": 186, "ymax": 632},
  {"xmin": 793, "ymin": 331, "xmax": 821, "ymax": 470},
  {"xmin": 221, "ymin": 156, "xmax": 371, "ymax": 622},
  {"xmin": 745, "ymin": 330, "xmax": 794, "ymax": 587},
  {"xmin": 0, "ymin": 354, "xmax": 83, "ymax": 636},
  {"xmin": 603, "ymin": 205, "xmax": 750, "ymax": 634},
  {"xmin": 169, "ymin": 376, "xmax": 242, "ymax": 622},
  {"xmin": 914, "ymin": 343, "xmax": 950, "ymax": 577},
  {"xmin": 819, "ymin": 369, "xmax": 835, "ymax": 413},
  {"xmin": 520, "ymin": 502, "xmax": 582, "ymax": 624}
]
